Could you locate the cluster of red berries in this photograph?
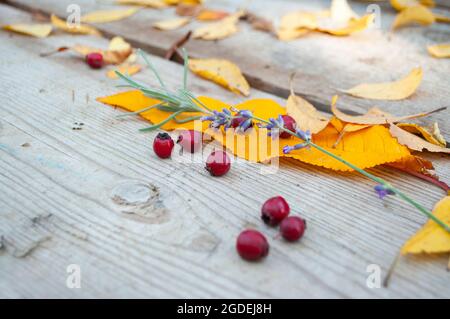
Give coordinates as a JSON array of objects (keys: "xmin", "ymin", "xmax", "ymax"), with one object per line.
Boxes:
[
  {"xmin": 153, "ymin": 130, "xmax": 231, "ymax": 177},
  {"xmin": 86, "ymin": 52, "xmax": 104, "ymax": 69},
  {"xmin": 236, "ymin": 196, "xmax": 306, "ymax": 261}
]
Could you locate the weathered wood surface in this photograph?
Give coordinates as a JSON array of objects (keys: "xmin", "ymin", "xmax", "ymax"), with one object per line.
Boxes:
[
  {"xmin": 0, "ymin": 3, "xmax": 449, "ymax": 298},
  {"xmin": 7, "ymin": 0, "xmax": 450, "ymax": 137}
]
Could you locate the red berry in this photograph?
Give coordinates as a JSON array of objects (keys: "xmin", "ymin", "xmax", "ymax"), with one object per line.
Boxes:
[
  {"xmin": 177, "ymin": 130, "xmax": 202, "ymax": 153},
  {"xmin": 231, "ymin": 116, "xmax": 253, "ymax": 130},
  {"xmin": 280, "ymin": 216, "xmax": 306, "ymax": 242},
  {"xmin": 205, "ymin": 150, "xmax": 231, "ymax": 176},
  {"xmin": 236, "ymin": 229, "xmax": 269, "ymax": 261},
  {"xmin": 279, "ymin": 115, "xmax": 296, "ymax": 139},
  {"xmin": 261, "ymin": 196, "xmax": 290, "ymax": 226},
  {"xmin": 153, "ymin": 132, "xmax": 174, "ymax": 159},
  {"xmin": 86, "ymin": 52, "xmax": 103, "ymax": 69}
]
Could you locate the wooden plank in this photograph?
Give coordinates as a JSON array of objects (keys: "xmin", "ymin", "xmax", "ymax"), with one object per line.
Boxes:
[
  {"xmin": 1, "ymin": 4, "xmax": 450, "ymax": 298},
  {"xmin": 7, "ymin": 0, "xmax": 450, "ymax": 138}
]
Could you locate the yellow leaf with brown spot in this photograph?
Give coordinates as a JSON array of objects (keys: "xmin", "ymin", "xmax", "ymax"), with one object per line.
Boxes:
[
  {"xmin": 428, "ymin": 43, "xmax": 450, "ymax": 58},
  {"xmin": 51, "ymin": 14, "xmax": 101, "ymax": 36},
  {"xmin": 188, "ymin": 58, "xmax": 250, "ymax": 96},
  {"xmin": 435, "ymin": 14, "xmax": 450, "ymax": 23},
  {"xmin": 390, "ymin": 0, "xmax": 434, "ymax": 11},
  {"xmin": 80, "ymin": 7, "xmax": 139, "ymax": 24},
  {"xmin": 392, "ymin": 5, "xmax": 435, "ymax": 29},
  {"xmin": 116, "ymin": 0, "xmax": 167, "ymax": 8},
  {"xmin": 402, "ymin": 196, "xmax": 450, "ymax": 255},
  {"xmin": 397, "ymin": 123, "xmax": 447, "ymax": 147},
  {"xmin": 193, "ymin": 11, "xmax": 242, "ymax": 40},
  {"xmin": 153, "ymin": 17, "xmax": 190, "ymax": 30},
  {"xmin": 197, "ymin": 9, "xmax": 229, "ymax": 21},
  {"xmin": 344, "ymin": 67, "xmax": 422, "ymax": 100},
  {"xmin": 389, "ymin": 124, "xmax": 450, "ymax": 153},
  {"xmin": 286, "ymin": 91, "xmax": 329, "ymax": 134},
  {"xmin": 2, "ymin": 23, "xmax": 52, "ymax": 38},
  {"xmin": 107, "ymin": 64, "xmax": 142, "ymax": 79}
]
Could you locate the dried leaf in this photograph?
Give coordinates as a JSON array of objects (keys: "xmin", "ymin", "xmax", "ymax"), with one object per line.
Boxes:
[
  {"xmin": 279, "ymin": 11, "xmax": 319, "ymax": 32},
  {"xmin": 107, "ymin": 64, "xmax": 142, "ymax": 79},
  {"xmin": 344, "ymin": 67, "xmax": 422, "ymax": 100},
  {"xmin": 188, "ymin": 58, "xmax": 250, "ymax": 96},
  {"xmin": 197, "ymin": 9, "xmax": 229, "ymax": 21},
  {"xmin": 397, "ymin": 123, "xmax": 447, "ymax": 147},
  {"xmin": 330, "ymin": 0, "xmax": 359, "ymax": 24},
  {"xmin": 390, "ymin": 0, "xmax": 435, "ymax": 11},
  {"xmin": 80, "ymin": 8, "xmax": 139, "ymax": 24},
  {"xmin": 392, "ymin": 5, "xmax": 435, "ymax": 29},
  {"xmin": 176, "ymin": 4, "xmax": 201, "ymax": 16},
  {"xmin": 2, "ymin": 23, "xmax": 52, "ymax": 38},
  {"xmin": 277, "ymin": 28, "xmax": 311, "ymax": 41},
  {"xmin": 386, "ymin": 155, "xmax": 449, "ymax": 192},
  {"xmin": 243, "ymin": 12, "xmax": 274, "ymax": 33},
  {"xmin": 116, "ymin": 0, "xmax": 167, "ymax": 8},
  {"xmin": 165, "ymin": 0, "xmax": 202, "ymax": 5},
  {"xmin": 286, "ymin": 91, "xmax": 329, "ymax": 134},
  {"xmin": 153, "ymin": 17, "xmax": 190, "ymax": 30},
  {"xmin": 318, "ymin": 14, "xmax": 374, "ymax": 36},
  {"xmin": 51, "ymin": 14, "xmax": 101, "ymax": 36},
  {"xmin": 193, "ymin": 11, "xmax": 242, "ymax": 40},
  {"xmin": 389, "ymin": 124, "xmax": 450, "ymax": 153},
  {"xmin": 427, "ymin": 43, "xmax": 450, "ymax": 58},
  {"xmin": 402, "ymin": 196, "xmax": 450, "ymax": 255},
  {"xmin": 331, "ymin": 95, "xmax": 438, "ymax": 125},
  {"xmin": 435, "ymin": 14, "xmax": 450, "ymax": 23}
]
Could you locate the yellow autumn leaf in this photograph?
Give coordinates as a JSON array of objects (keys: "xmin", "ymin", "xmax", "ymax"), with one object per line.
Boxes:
[
  {"xmin": 197, "ymin": 9, "xmax": 230, "ymax": 21},
  {"xmin": 277, "ymin": 28, "xmax": 311, "ymax": 41},
  {"xmin": 402, "ymin": 196, "xmax": 450, "ymax": 255},
  {"xmin": 193, "ymin": 11, "xmax": 243, "ymax": 40},
  {"xmin": 153, "ymin": 17, "xmax": 190, "ymax": 30},
  {"xmin": 165, "ymin": 0, "xmax": 202, "ymax": 5},
  {"xmin": 344, "ymin": 67, "xmax": 422, "ymax": 100},
  {"xmin": 390, "ymin": 0, "xmax": 434, "ymax": 11},
  {"xmin": 286, "ymin": 90, "xmax": 329, "ymax": 134},
  {"xmin": 283, "ymin": 122, "xmax": 411, "ymax": 171},
  {"xmin": 427, "ymin": 43, "xmax": 450, "ymax": 58},
  {"xmin": 80, "ymin": 7, "xmax": 139, "ymax": 24},
  {"xmin": 279, "ymin": 11, "xmax": 320, "ymax": 31},
  {"xmin": 435, "ymin": 14, "xmax": 450, "ymax": 23},
  {"xmin": 318, "ymin": 14, "xmax": 374, "ymax": 36},
  {"xmin": 188, "ymin": 58, "xmax": 250, "ymax": 96},
  {"xmin": 51, "ymin": 14, "xmax": 101, "ymax": 36},
  {"xmin": 107, "ymin": 64, "xmax": 142, "ymax": 79},
  {"xmin": 389, "ymin": 124, "xmax": 450, "ymax": 153},
  {"xmin": 2, "ymin": 23, "xmax": 52, "ymax": 38},
  {"xmin": 392, "ymin": 5, "xmax": 435, "ymax": 29},
  {"xmin": 397, "ymin": 123, "xmax": 447, "ymax": 147},
  {"xmin": 116, "ymin": 0, "xmax": 167, "ymax": 8},
  {"xmin": 330, "ymin": 0, "xmax": 359, "ymax": 24}
]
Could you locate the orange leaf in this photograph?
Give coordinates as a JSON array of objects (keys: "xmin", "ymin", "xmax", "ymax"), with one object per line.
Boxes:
[{"xmin": 197, "ymin": 9, "xmax": 229, "ymax": 21}]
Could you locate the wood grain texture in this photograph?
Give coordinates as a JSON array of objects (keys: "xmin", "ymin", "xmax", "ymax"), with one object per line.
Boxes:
[
  {"xmin": 0, "ymin": 3, "xmax": 449, "ymax": 298},
  {"xmin": 7, "ymin": 0, "xmax": 450, "ymax": 138}
]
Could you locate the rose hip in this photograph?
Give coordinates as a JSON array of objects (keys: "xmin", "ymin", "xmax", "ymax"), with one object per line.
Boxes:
[
  {"xmin": 177, "ymin": 130, "xmax": 202, "ymax": 153},
  {"xmin": 205, "ymin": 150, "xmax": 231, "ymax": 176},
  {"xmin": 279, "ymin": 115, "xmax": 296, "ymax": 139},
  {"xmin": 280, "ymin": 216, "xmax": 306, "ymax": 242},
  {"xmin": 236, "ymin": 229, "xmax": 269, "ymax": 261},
  {"xmin": 261, "ymin": 196, "xmax": 290, "ymax": 226},
  {"xmin": 86, "ymin": 52, "xmax": 103, "ymax": 69}
]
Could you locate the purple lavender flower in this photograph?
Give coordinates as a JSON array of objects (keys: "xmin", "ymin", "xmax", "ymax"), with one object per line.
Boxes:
[
  {"xmin": 201, "ymin": 109, "xmax": 232, "ymax": 129},
  {"xmin": 374, "ymin": 184, "xmax": 395, "ymax": 199},
  {"xmin": 282, "ymin": 143, "xmax": 309, "ymax": 154},
  {"xmin": 296, "ymin": 129, "xmax": 311, "ymax": 141}
]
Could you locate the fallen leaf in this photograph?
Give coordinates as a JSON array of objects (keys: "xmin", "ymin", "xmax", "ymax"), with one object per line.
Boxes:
[
  {"xmin": 51, "ymin": 14, "xmax": 101, "ymax": 36},
  {"xmin": 116, "ymin": 0, "xmax": 167, "ymax": 8},
  {"xmin": 286, "ymin": 89, "xmax": 329, "ymax": 134},
  {"xmin": 331, "ymin": 95, "xmax": 439, "ymax": 125},
  {"xmin": 2, "ymin": 23, "xmax": 52, "ymax": 38},
  {"xmin": 193, "ymin": 11, "xmax": 243, "ymax": 40},
  {"xmin": 176, "ymin": 4, "xmax": 201, "ymax": 16},
  {"xmin": 435, "ymin": 14, "xmax": 450, "ymax": 23},
  {"xmin": 427, "ymin": 43, "xmax": 450, "ymax": 58},
  {"xmin": 430, "ymin": 122, "xmax": 447, "ymax": 146},
  {"xmin": 392, "ymin": 5, "xmax": 435, "ymax": 29},
  {"xmin": 165, "ymin": 0, "xmax": 202, "ymax": 5},
  {"xmin": 397, "ymin": 123, "xmax": 447, "ymax": 147},
  {"xmin": 389, "ymin": 124, "xmax": 450, "ymax": 153},
  {"xmin": 197, "ymin": 9, "xmax": 229, "ymax": 21},
  {"xmin": 279, "ymin": 11, "xmax": 319, "ymax": 32},
  {"xmin": 243, "ymin": 12, "xmax": 274, "ymax": 33},
  {"xmin": 188, "ymin": 58, "xmax": 250, "ymax": 96},
  {"xmin": 318, "ymin": 14, "xmax": 375, "ymax": 36},
  {"xmin": 330, "ymin": 0, "xmax": 359, "ymax": 24},
  {"xmin": 153, "ymin": 17, "xmax": 190, "ymax": 30},
  {"xmin": 390, "ymin": 0, "xmax": 435, "ymax": 11},
  {"xmin": 402, "ymin": 196, "xmax": 450, "ymax": 254},
  {"xmin": 343, "ymin": 67, "xmax": 422, "ymax": 100},
  {"xmin": 107, "ymin": 64, "xmax": 142, "ymax": 79},
  {"xmin": 80, "ymin": 7, "xmax": 139, "ymax": 24},
  {"xmin": 386, "ymin": 155, "xmax": 449, "ymax": 193},
  {"xmin": 108, "ymin": 36, "xmax": 132, "ymax": 52},
  {"xmin": 277, "ymin": 28, "xmax": 311, "ymax": 41}
]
